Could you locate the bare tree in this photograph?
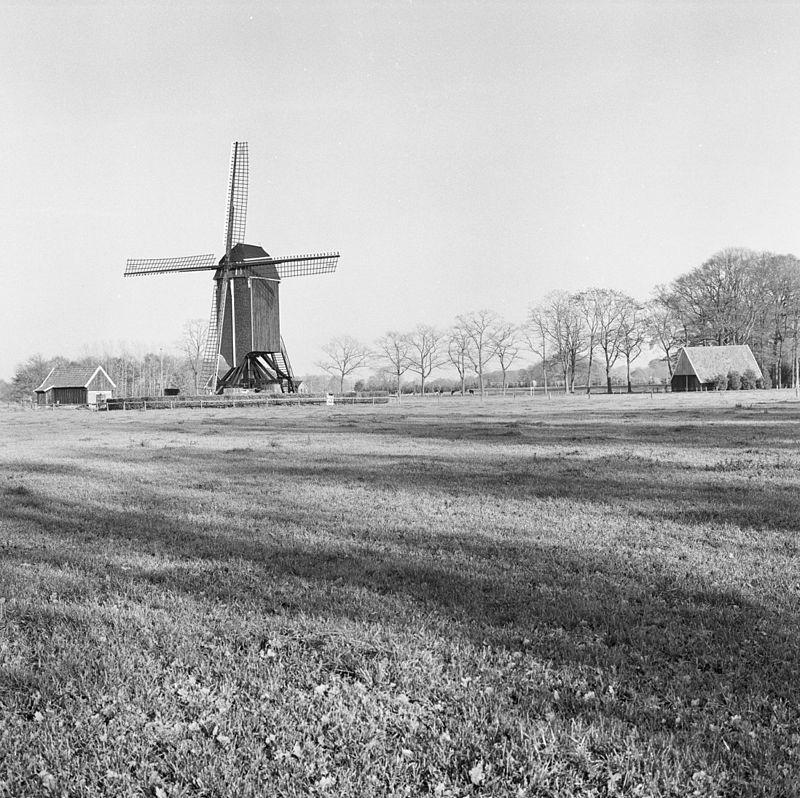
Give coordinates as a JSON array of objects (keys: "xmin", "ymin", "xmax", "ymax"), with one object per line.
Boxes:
[
  {"xmin": 406, "ymin": 324, "xmax": 444, "ymax": 394},
  {"xmin": 668, "ymin": 248, "xmax": 761, "ymax": 347},
  {"xmin": 538, "ymin": 291, "xmax": 586, "ymax": 393},
  {"xmin": 375, "ymin": 331, "xmax": 411, "ymax": 396},
  {"xmin": 757, "ymin": 253, "xmax": 800, "ymax": 388},
  {"xmin": 492, "ymin": 319, "xmax": 521, "ymax": 395},
  {"xmin": 11, "ymin": 353, "xmax": 55, "ymax": 402},
  {"xmin": 447, "ymin": 325, "xmax": 472, "ymax": 395},
  {"xmin": 182, "ymin": 318, "xmax": 208, "ymax": 394},
  {"xmin": 458, "ymin": 309, "xmax": 500, "ymax": 398},
  {"xmin": 592, "ymin": 289, "xmax": 631, "ymax": 394},
  {"xmin": 618, "ymin": 299, "xmax": 647, "ymax": 393},
  {"xmin": 317, "ymin": 336, "xmax": 371, "ymax": 393},
  {"xmin": 646, "ymin": 292, "xmax": 685, "ymax": 379},
  {"xmin": 525, "ymin": 305, "xmax": 549, "ymax": 393},
  {"xmin": 575, "ymin": 290, "xmax": 603, "ymax": 394}
]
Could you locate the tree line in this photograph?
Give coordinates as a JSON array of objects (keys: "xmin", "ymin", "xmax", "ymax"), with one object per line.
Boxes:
[
  {"xmin": 6, "ymin": 247, "xmax": 800, "ymax": 401},
  {"xmin": 317, "ymin": 247, "xmax": 800, "ymax": 394},
  {"xmin": 316, "ymin": 310, "xmax": 524, "ymax": 397},
  {"xmin": 3, "ymin": 320, "xmax": 209, "ymax": 402}
]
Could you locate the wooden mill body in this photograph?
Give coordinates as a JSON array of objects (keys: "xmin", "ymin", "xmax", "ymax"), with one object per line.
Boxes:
[{"xmin": 215, "ymin": 244, "xmax": 281, "ymax": 372}]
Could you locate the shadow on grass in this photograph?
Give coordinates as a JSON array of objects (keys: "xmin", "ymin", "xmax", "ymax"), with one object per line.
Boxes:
[
  {"xmin": 2, "ymin": 465, "xmax": 798, "ymax": 786},
  {"xmin": 3, "ymin": 400, "xmax": 800, "ymax": 793},
  {"xmin": 180, "ymin": 400, "xmax": 800, "ymax": 451},
  {"xmin": 85, "ymin": 432, "xmax": 800, "ymax": 536}
]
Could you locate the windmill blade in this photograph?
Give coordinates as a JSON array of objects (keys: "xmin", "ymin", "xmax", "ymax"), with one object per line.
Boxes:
[
  {"xmin": 224, "ymin": 141, "xmax": 249, "ymax": 255},
  {"xmin": 199, "ymin": 280, "xmax": 226, "ymax": 392},
  {"xmin": 240, "ymin": 252, "xmax": 340, "ymax": 279},
  {"xmin": 274, "ymin": 252, "xmax": 339, "ymax": 278},
  {"xmin": 124, "ymin": 253, "xmax": 218, "ymax": 277}
]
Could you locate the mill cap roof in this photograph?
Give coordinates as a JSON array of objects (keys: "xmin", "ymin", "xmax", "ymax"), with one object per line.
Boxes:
[{"xmin": 216, "ymin": 243, "xmax": 280, "ymax": 280}]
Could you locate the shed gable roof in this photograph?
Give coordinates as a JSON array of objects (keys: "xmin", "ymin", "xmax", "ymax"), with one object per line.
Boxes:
[
  {"xmin": 673, "ymin": 345, "xmax": 762, "ymax": 383},
  {"xmin": 35, "ymin": 365, "xmax": 116, "ymax": 392}
]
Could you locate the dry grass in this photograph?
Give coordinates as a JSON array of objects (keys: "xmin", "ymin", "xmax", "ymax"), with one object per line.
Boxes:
[{"xmin": 1, "ymin": 392, "xmax": 799, "ymax": 796}]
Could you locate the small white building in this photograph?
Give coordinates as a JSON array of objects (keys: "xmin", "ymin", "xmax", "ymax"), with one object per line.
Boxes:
[{"xmin": 34, "ymin": 365, "xmax": 116, "ymax": 406}]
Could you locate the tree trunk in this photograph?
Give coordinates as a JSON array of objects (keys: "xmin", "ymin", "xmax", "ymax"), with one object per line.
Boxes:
[
  {"xmin": 569, "ymin": 353, "xmax": 576, "ymax": 394},
  {"xmin": 541, "ymin": 335, "xmax": 548, "ymax": 394},
  {"xmin": 586, "ymin": 347, "xmax": 594, "ymax": 395},
  {"xmin": 626, "ymin": 354, "xmax": 632, "ymax": 393},
  {"xmin": 795, "ymin": 353, "xmax": 799, "ymax": 397}
]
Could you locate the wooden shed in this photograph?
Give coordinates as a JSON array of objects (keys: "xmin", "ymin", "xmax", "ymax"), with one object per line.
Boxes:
[
  {"xmin": 671, "ymin": 345, "xmax": 762, "ymax": 392},
  {"xmin": 34, "ymin": 365, "xmax": 116, "ymax": 406}
]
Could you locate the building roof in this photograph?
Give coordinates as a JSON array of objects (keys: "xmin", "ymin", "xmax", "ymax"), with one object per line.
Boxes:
[
  {"xmin": 35, "ymin": 365, "xmax": 116, "ymax": 392},
  {"xmin": 219, "ymin": 243, "xmax": 281, "ymax": 280},
  {"xmin": 673, "ymin": 345, "xmax": 763, "ymax": 383},
  {"xmin": 228, "ymin": 243, "xmax": 270, "ymax": 262}
]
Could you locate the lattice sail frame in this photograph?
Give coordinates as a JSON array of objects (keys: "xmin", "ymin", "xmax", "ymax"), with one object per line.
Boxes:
[
  {"xmin": 249, "ymin": 253, "xmax": 340, "ymax": 279},
  {"xmin": 124, "ymin": 253, "xmax": 217, "ymax": 277},
  {"xmin": 205, "ymin": 142, "xmax": 250, "ymax": 392},
  {"xmin": 225, "ymin": 142, "xmax": 248, "ymax": 255},
  {"xmin": 199, "ymin": 282, "xmax": 222, "ymax": 391}
]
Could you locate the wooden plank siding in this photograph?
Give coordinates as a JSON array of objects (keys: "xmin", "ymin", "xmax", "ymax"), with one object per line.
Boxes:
[
  {"xmin": 218, "ymin": 280, "xmax": 235, "ymax": 371},
  {"xmin": 218, "ymin": 275, "xmax": 282, "ymax": 369},
  {"xmin": 233, "ymin": 277, "xmax": 253, "ymax": 360},
  {"xmin": 48, "ymin": 387, "xmax": 87, "ymax": 405},
  {"xmin": 251, "ymin": 278, "xmax": 280, "ymax": 352}
]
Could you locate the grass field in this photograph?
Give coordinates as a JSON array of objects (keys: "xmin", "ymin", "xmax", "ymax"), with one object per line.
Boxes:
[{"xmin": 1, "ymin": 392, "xmax": 799, "ymax": 797}]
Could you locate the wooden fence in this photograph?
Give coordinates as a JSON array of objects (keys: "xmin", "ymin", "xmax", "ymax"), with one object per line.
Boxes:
[{"xmin": 102, "ymin": 394, "xmax": 390, "ymax": 411}]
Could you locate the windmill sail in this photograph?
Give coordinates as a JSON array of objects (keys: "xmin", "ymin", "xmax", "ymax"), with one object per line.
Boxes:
[
  {"xmin": 124, "ymin": 253, "xmax": 217, "ymax": 277},
  {"xmin": 224, "ymin": 142, "xmax": 248, "ymax": 255},
  {"xmin": 199, "ymin": 286, "xmax": 222, "ymax": 392},
  {"xmin": 274, "ymin": 253, "xmax": 339, "ymax": 279},
  {"xmin": 240, "ymin": 252, "xmax": 340, "ymax": 280}
]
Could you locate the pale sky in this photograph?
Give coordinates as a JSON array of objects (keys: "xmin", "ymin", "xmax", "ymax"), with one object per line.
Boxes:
[{"xmin": 3, "ymin": 1, "xmax": 800, "ymax": 381}]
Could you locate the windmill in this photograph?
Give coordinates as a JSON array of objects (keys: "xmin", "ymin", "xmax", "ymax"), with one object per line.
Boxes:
[{"xmin": 125, "ymin": 142, "xmax": 339, "ymax": 394}]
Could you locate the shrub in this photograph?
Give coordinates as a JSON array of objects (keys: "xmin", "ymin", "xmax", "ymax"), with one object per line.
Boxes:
[
  {"xmin": 713, "ymin": 373, "xmax": 728, "ymax": 391},
  {"xmin": 727, "ymin": 370, "xmax": 741, "ymax": 390},
  {"xmin": 741, "ymin": 369, "xmax": 758, "ymax": 390}
]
